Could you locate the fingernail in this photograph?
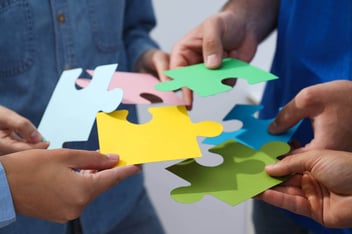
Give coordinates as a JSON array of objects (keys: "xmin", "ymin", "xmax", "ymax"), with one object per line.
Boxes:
[
  {"xmin": 106, "ymin": 154, "xmax": 119, "ymax": 160},
  {"xmin": 265, "ymin": 163, "xmax": 276, "ymax": 170},
  {"xmin": 30, "ymin": 131, "xmax": 42, "ymax": 143},
  {"xmin": 268, "ymin": 121, "xmax": 278, "ymax": 134},
  {"xmin": 206, "ymin": 54, "xmax": 220, "ymax": 69}
]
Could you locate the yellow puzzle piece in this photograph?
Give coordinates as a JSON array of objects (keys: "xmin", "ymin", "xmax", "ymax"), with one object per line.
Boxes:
[{"xmin": 96, "ymin": 105, "xmax": 223, "ymax": 166}]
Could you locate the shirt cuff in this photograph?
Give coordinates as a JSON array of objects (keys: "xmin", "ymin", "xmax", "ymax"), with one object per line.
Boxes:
[{"xmin": 0, "ymin": 162, "xmax": 16, "ymax": 228}]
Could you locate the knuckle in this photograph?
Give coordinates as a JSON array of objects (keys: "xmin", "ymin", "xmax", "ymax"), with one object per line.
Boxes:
[
  {"xmin": 296, "ymin": 87, "xmax": 318, "ymax": 108},
  {"xmin": 16, "ymin": 117, "xmax": 32, "ymax": 129},
  {"xmin": 63, "ymin": 207, "xmax": 82, "ymax": 221}
]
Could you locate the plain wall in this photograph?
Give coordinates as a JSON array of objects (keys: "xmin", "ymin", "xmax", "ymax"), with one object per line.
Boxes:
[{"xmin": 141, "ymin": 1, "xmax": 277, "ymax": 233}]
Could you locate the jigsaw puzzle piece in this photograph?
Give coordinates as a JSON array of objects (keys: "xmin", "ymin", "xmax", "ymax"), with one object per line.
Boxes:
[
  {"xmin": 38, "ymin": 64, "xmax": 122, "ymax": 149},
  {"xmin": 167, "ymin": 140, "xmax": 290, "ymax": 206},
  {"xmin": 96, "ymin": 105, "xmax": 223, "ymax": 166},
  {"xmin": 155, "ymin": 58, "xmax": 277, "ymax": 97},
  {"xmin": 76, "ymin": 71, "xmax": 185, "ymax": 105},
  {"xmin": 203, "ymin": 104, "xmax": 302, "ymax": 149}
]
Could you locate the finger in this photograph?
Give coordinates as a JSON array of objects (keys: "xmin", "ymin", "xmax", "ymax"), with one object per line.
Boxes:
[
  {"xmin": 269, "ymin": 87, "xmax": 324, "ymax": 134},
  {"xmin": 0, "ymin": 106, "xmax": 42, "ymax": 143},
  {"xmin": 302, "ymin": 173, "xmax": 322, "ymax": 222},
  {"xmin": 153, "ymin": 52, "xmax": 170, "ymax": 81},
  {"xmin": 170, "ymin": 40, "xmax": 203, "ymax": 69},
  {"xmin": 279, "ymin": 174, "xmax": 303, "ymax": 188},
  {"xmin": 268, "ymin": 99, "xmax": 305, "ymax": 135},
  {"xmin": 58, "ymin": 149, "xmax": 120, "ymax": 170},
  {"xmin": 235, "ymin": 32, "xmax": 257, "ymax": 62},
  {"xmin": 0, "ymin": 141, "xmax": 49, "ymax": 155},
  {"xmin": 182, "ymin": 88, "xmax": 193, "ymax": 110},
  {"xmin": 256, "ymin": 189, "xmax": 311, "ymax": 217},
  {"xmin": 202, "ymin": 17, "xmax": 224, "ymax": 69},
  {"xmin": 265, "ymin": 151, "xmax": 320, "ymax": 177}
]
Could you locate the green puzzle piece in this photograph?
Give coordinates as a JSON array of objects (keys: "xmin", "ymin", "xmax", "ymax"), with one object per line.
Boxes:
[
  {"xmin": 156, "ymin": 58, "xmax": 278, "ymax": 96},
  {"xmin": 167, "ymin": 140, "xmax": 290, "ymax": 206}
]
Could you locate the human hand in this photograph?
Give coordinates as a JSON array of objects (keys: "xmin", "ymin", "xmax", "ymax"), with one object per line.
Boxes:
[
  {"xmin": 256, "ymin": 149, "xmax": 352, "ymax": 228},
  {"xmin": 269, "ymin": 80, "xmax": 352, "ymax": 152},
  {"xmin": 0, "ymin": 106, "xmax": 49, "ymax": 155},
  {"xmin": 135, "ymin": 48, "xmax": 170, "ymax": 80},
  {"xmin": 169, "ymin": 10, "xmax": 259, "ymax": 109},
  {"xmin": 170, "ymin": 11, "xmax": 257, "ymax": 70},
  {"xmin": 0, "ymin": 149, "xmax": 140, "ymax": 223},
  {"xmin": 134, "ymin": 49, "xmax": 172, "ymax": 97}
]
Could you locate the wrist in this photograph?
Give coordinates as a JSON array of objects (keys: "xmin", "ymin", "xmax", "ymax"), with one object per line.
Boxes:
[
  {"xmin": 133, "ymin": 49, "xmax": 157, "ymax": 73},
  {"xmin": 222, "ymin": 0, "xmax": 279, "ymax": 43}
]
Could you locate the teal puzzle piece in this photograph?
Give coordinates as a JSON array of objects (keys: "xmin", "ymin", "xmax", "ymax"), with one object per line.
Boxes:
[
  {"xmin": 167, "ymin": 140, "xmax": 290, "ymax": 206},
  {"xmin": 38, "ymin": 64, "xmax": 123, "ymax": 149},
  {"xmin": 155, "ymin": 58, "xmax": 278, "ymax": 97},
  {"xmin": 203, "ymin": 104, "xmax": 302, "ymax": 150}
]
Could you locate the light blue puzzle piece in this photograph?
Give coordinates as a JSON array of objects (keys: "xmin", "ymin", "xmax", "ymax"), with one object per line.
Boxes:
[
  {"xmin": 38, "ymin": 64, "xmax": 123, "ymax": 149},
  {"xmin": 203, "ymin": 104, "xmax": 302, "ymax": 150}
]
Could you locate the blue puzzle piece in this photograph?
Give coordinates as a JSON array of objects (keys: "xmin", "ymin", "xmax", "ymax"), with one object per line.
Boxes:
[
  {"xmin": 38, "ymin": 64, "xmax": 123, "ymax": 149},
  {"xmin": 203, "ymin": 104, "xmax": 302, "ymax": 149}
]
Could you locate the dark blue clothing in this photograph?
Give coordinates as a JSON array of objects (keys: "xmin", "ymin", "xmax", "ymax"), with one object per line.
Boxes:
[
  {"xmin": 258, "ymin": 1, "xmax": 352, "ymax": 233},
  {"xmin": 0, "ymin": 0, "xmax": 164, "ymax": 233}
]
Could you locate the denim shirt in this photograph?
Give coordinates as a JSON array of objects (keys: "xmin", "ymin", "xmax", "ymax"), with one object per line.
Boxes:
[
  {"xmin": 0, "ymin": 163, "xmax": 15, "ymax": 228},
  {"xmin": 0, "ymin": 0, "xmax": 158, "ymax": 233}
]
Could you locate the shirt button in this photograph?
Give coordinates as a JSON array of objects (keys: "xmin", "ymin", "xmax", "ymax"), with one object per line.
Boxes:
[{"xmin": 57, "ymin": 13, "xmax": 65, "ymax": 23}]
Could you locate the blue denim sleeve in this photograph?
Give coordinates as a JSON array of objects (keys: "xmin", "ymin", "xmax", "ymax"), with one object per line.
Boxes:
[
  {"xmin": 123, "ymin": 0, "xmax": 159, "ymax": 70},
  {"xmin": 0, "ymin": 162, "xmax": 15, "ymax": 228}
]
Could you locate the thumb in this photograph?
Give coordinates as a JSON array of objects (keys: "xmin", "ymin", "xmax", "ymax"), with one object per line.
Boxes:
[
  {"xmin": 202, "ymin": 18, "xmax": 224, "ymax": 69},
  {"xmin": 58, "ymin": 149, "xmax": 119, "ymax": 170},
  {"xmin": 0, "ymin": 106, "xmax": 42, "ymax": 143},
  {"xmin": 265, "ymin": 151, "xmax": 318, "ymax": 177}
]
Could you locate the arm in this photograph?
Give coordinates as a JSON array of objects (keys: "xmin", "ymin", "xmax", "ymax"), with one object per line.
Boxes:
[
  {"xmin": 0, "ymin": 163, "xmax": 15, "ymax": 228},
  {"xmin": 123, "ymin": 0, "xmax": 171, "ymax": 98},
  {"xmin": 269, "ymin": 80, "xmax": 352, "ymax": 152},
  {"xmin": 0, "ymin": 149, "xmax": 140, "ymax": 223},
  {"xmin": 257, "ymin": 149, "xmax": 352, "ymax": 228},
  {"xmin": 0, "ymin": 105, "xmax": 49, "ymax": 155}
]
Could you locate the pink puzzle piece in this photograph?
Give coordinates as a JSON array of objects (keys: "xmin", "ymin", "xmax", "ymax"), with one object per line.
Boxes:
[{"xmin": 76, "ymin": 71, "xmax": 185, "ymax": 105}]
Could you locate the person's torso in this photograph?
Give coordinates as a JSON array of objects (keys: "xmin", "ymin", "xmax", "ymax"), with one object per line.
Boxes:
[
  {"xmin": 0, "ymin": 0, "xmax": 130, "ymax": 125},
  {"xmin": 0, "ymin": 1, "xmax": 156, "ymax": 232},
  {"xmin": 260, "ymin": 0, "xmax": 352, "ymax": 144}
]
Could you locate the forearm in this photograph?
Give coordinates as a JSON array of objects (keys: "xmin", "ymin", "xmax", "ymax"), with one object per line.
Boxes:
[
  {"xmin": 123, "ymin": 0, "xmax": 159, "ymax": 72},
  {"xmin": 222, "ymin": 0, "xmax": 280, "ymax": 43}
]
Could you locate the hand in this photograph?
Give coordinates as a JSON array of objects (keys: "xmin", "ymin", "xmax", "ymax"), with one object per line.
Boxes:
[
  {"xmin": 169, "ymin": 3, "xmax": 273, "ymax": 108},
  {"xmin": 269, "ymin": 80, "xmax": 352, "ymax": 152},
  {"xmin": 0, "ymin": 149, "xmax": 141, "ymax": 223},
  {"xmin": 170, "ymin": 11, "xmax": 257, "ymax": 109},
  {"xmin": 256, "ymin": 149, "xmax": 352, "ymax": 228},
  {"xmin": 170, "ymin": 11, "xmax": 257, "ymax": 70},
  {"xmin": 135, "ymin": 48, "xmax": 194, "ymax": 110},
  {"xmin": 0, "ymin": 106, "xmax": 49, "ymax": 155},
  {"xmin": 134, "ymin": 48, "xmax": 170, "ymax": 80}
]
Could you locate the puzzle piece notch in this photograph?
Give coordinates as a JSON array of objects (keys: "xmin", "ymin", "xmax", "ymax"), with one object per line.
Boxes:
[
  {"xmin": 38, "ymin": 64, "xmax": 122, "ymax": 149},
  {"xmin": 76, "ymin": 71, "xmax": 185, "ymax": 105},
  {"xmin": 96, "ymin": 105, "xmax": 223, "ymax": 166},
  {"xmin": 167, "ymin": 140, "xmax": 290, "ymax": 206},
  {"xmin": 155, "ymin": 58, "xmax": 278, "ymax": 97},
  {"xmin": 203, "ymin": 104, "xmax": 302, "ymax": 150}
]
